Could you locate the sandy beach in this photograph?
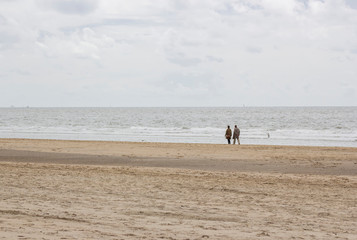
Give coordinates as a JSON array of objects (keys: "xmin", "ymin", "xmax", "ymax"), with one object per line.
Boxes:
[{"xmin": 0, "ymin": 139, "xmax": 356, "ymax": 239}]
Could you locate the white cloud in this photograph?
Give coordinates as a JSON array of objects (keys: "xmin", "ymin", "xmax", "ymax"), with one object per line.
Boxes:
[
  {"xmin": 159, "ymin": 28, "xmax": 203, "ymax": 67},
  {"xmin": 0, "ymin": 0, "xmax": 356, "ymax": 106},
  {"xmin": 37, "ymin": 0, "xmax": 99, "ymax": 15},
  {"xmin": 36, "ymin": 27, "xmax": 114, "ymax": 59}
]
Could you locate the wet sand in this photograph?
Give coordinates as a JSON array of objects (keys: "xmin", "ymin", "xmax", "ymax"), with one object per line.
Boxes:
[{"xmin": 0, "ymin": 139, "xmax": 356, "ymax": 239}]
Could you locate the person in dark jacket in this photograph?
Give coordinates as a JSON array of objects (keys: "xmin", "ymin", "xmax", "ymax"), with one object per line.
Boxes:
[
  {"xmin": 225, "ymin": 125, "xmax": 232, "ymax": 144},
  {"xmin": 233, "ymin": 125, "xmax": 240, "ymax": 145}
]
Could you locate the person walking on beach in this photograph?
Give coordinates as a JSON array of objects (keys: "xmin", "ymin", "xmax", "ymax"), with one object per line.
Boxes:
[
  {"xmin": 225, "ymin": 125, "xmax": 232, "ymax": 144},
  {"xmin": 233, "ymin": 125, "xmax": 240, "ymax": 145}
]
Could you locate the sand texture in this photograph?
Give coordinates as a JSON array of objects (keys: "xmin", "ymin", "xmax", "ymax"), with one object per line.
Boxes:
[{"xmin": 0, "ymin": 139, "xmax": 357, "ymax": 239}]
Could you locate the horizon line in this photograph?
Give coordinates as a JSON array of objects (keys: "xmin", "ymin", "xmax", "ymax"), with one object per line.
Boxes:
[{"xmin": 1, "ymin": 105, "xmax": 356, "ymax": 108}]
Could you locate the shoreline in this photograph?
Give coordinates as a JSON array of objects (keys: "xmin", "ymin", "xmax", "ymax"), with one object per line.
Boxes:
[
  {"xmin": 2, "ymin": 137, "xmax": 356, "ymax": 149},
  {"xmin": 1, "ymin": 136, "xmax": 356, "ymax": 148},
  {"xmin": 1, "ymin": 138, "xmax": 356, "ymax": 176}
]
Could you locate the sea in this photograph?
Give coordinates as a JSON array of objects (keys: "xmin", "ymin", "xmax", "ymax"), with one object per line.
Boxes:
[{"xmin": 0, "ymin": 107, "xmax": 356, "ymax": 147}]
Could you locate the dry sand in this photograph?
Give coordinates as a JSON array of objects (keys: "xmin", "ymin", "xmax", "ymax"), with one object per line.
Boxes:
[{"xmin": 0, "ymin": 138, "xmax": 356, "ymax": 239}]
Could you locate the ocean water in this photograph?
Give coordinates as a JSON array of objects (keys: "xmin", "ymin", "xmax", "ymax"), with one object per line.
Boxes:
[{"xmin": 0, "ymin": 107, "xmax": 356, "ymax": 147}]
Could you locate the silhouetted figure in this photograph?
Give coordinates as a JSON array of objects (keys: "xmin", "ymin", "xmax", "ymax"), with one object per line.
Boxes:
[
  {"xmin": 233, "ymin": 125, "xmax": 240, "ymax": 145},
  {"xmin": 225, "ymin": 125, "xmax": 232, "ymax": 144}
]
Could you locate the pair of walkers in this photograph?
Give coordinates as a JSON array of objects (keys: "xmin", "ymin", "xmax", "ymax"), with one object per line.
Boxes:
[{"xmin": 225, "ymin": 125, "xmax": 240, "ymax": 145}]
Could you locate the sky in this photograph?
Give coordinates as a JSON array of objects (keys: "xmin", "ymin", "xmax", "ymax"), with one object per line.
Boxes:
[{"xmin": 0, "ymin": 0, "xmax": 356, "ymax": 107}]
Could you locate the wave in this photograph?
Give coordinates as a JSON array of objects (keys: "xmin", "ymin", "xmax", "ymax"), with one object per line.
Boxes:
[
  {"xmin": 2, "ymin": 126, "xmax": 356, "ymax": 143},
  {"xmin": 1, "ymin": 107, "xmax": 356, "ymax": 147}
]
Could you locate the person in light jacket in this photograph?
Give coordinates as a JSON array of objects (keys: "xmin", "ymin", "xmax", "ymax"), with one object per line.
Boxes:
[
  {"xmin": 233, "ymin": 125, "xmax": 240, "ymax": 145},
  {"xmin": 225, "ymin": 125, "xmax": 232, "ymax": 144}
]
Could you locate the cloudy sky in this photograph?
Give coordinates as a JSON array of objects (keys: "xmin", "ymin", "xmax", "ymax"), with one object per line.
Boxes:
[{"xmin": 1, "ymin": 0, "xmax": 356, "ymax": 107}]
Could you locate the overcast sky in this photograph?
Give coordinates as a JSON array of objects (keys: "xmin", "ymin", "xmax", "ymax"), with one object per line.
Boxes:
[{"xmin": 1, "ymin": 0, "xmax": 356, "ymax": 107}]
